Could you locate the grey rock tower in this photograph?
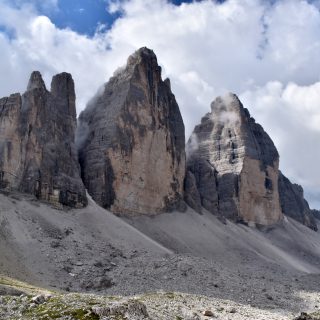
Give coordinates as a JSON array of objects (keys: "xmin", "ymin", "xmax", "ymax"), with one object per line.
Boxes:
[
  {"xmin": 78, "ymin": 47, "xmax": 185, "ymax": 215},
  {"xmin": 0, "ymin": 71, "xmax": 87, "ymax": 207},
  {"xmin": 185, "ymin": 93, "xmax": 283, "ymax": 226}
]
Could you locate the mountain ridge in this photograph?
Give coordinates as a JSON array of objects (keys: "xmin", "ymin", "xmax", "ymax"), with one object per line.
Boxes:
[
  {"xmin": 0, "ymin": 47, "xmax": 318, "ymax": 228},
  {"xmin": 0, "ymin": 47, "xmax": 320, "ymax": 320}
]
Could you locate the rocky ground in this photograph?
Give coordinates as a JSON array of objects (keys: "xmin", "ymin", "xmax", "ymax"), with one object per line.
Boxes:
[
  {"xmin": 1, "ymin": 286, "xmax": 320, "ymax": 320},
  {"xmin": 1, "ymin": 191, "xmax": 320, "ymax": 319}
]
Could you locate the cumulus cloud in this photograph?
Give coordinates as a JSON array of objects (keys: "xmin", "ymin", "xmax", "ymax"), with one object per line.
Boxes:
[
  {"xmin": 0, "ymin": 0, "xmax": 319, "ymax": 207},
  {"xmin": 240, "ymin": 81, "xmax": 320, "ymax": 208},
  {"xmin": 0, "ymin": 1, "xmax": 116, "ymax": 114}
]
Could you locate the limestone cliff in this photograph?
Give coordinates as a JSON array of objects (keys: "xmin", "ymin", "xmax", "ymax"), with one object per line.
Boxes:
[
  {"xmin": 185, "ymin": 93, "xmax": 283, "ymax": 226},
  {"xmin": 78, "ymin": 47, "xmax": 185, "ymax": 215},
  {"xmin": 278, "ymin": 172, "xmax": 317, "ymax": 231},
  {"xmin": 0, "ymin": 71, "xmax": 87, "ymax": 208}
]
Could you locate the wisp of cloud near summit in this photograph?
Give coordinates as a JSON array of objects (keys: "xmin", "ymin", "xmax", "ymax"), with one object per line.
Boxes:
[{"xmin": 0, "ymin": 0, "xmax": 319, "ymax": 207}]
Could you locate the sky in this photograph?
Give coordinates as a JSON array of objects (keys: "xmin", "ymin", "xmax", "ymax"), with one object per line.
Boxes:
[{"xmin": 0, "ymin": 0, "xmax": 319, "ymax": 208}]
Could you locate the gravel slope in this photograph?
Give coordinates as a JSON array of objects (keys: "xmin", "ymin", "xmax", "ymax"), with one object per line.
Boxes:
[{"xmin": 0, "ymin": 191, "xmax": 320, "ymax": 319}]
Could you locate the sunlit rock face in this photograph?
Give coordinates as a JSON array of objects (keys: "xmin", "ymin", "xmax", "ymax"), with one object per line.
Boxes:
[
  {"xmin": 0, "ymin": 71, "xmax": 87, "ymax": 208},
  {"xmin": 78, "ymin": 47, "xmax": 186, "ymax": 215},
  {"xmin": 185, "ymin": 93, "xmax": 283, "ymax": 226}
]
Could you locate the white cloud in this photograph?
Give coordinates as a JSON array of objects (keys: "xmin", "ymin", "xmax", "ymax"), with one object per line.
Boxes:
[
  {"xmin": 240, "ymin": 81, "xmax": 320, "ymax": 209},
  {"xmin": 0, "ymin": 0, "xmax": 320, "ymax": 207},
  {"xmin": 0, "ymin": 1, "xmax": 116, "ymax": 113}
]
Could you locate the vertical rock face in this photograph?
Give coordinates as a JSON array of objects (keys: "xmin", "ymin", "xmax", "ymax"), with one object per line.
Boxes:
[
  {"xmin": 184, "ymin": 158, "xmax": 218, "ymax": 215},
  {"xmin": 78, "ymin": 47, "xmax": 185, "ymax": 215},
  {"xmin": 185, "ymin": 93, "xmax": 283, "ymax": 226},
  {"xmin": 0, "ymin": 93, "xmax": 23, "ymax": 190},
  {"xmin": 312, "ymin": 209, "xmax": 320, "ymax": 221},
  {"xmin": 278, "ymin": 172, "xmax": 317, "ymax": 231},
  {"xmin": 0, "ymin": 71, "xmax": 87, "ymax": 208}
]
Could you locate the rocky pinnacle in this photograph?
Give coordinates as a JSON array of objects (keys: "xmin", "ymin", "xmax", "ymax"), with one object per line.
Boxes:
[
  {"xmin": 78, "ymin": 47, "xmax": 186, "ymax": 215},
  {"xmin": 0, "ymin": 71, "xmax": 87, "ymax": 208},
  {"xmin": 185, "ymin": 93, "xmax": 283, "ymax": 226}
]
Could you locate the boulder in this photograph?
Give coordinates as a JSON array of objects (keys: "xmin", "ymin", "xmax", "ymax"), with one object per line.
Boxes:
[{"xmin": 92, "ymin": 299, "xmax": 150, "ymax": 319}]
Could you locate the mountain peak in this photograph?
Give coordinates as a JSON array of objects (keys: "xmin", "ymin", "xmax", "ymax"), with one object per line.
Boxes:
[
  {"xmin": 27, "ymin": 71, "xmax": 46, "ymax": 91},
  {"xmin": 128, "ymin": 47, "xmax": 157, "ymax": 64},
  {"xmin": 210, "ymin": 92, "xmax": 243, "ymax": 116},
  {"xmin": 185, "ymin": 94, "xmax": 283, "ymax": 225},
  {"xmin": 78, "ymin": 47, "xmax": 185, "ymax": 215},
  {"xmin": 1, "ymin": 71, "xmax": 86, "ymax": 208},
  {"xmin": 107, "ymin": 47, "xmax": 160, "ymax": 87}
]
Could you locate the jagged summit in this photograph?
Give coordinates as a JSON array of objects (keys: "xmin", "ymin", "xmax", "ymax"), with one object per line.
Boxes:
[
  {"xmin": 80, "ymin": 47, "xmax": 162, "ymax": 119},
  {"xmin": 102, "ymin": 47, "xmax": 160, "ymax": 88},
  {"xmin": 128, "ymin": 46, "xmax": 158, "ymax": 64},
  {"xmin": 185, "ymin": 92, "xmax": 283, "ymax": 225},
  {"xmin": 210, "ymin": 92, "xmax": 240, "ymax": 112},
  {"xmin": 51, "ymin": 72, "xmax": 77, "ymax": 121},
  {"xmin": 123, "ymin": 47, "xmax": 158, "ymax": 71},
  {"xmin": 0, "ymin": 71, "xmax": 87, "ymax": 208},
  {"xmin": 78, "ymin": 47, "xmax": 185, "ymax": 215},
  {"xmin": 27, "ymin": 71, "xmax": 47, "ymax": 91},
  {"xmin": 185, "ymin": 92, "xmax": 317, "ymax": 230},
  {"xmin": 209, "ymin": 93, "xmax": 279, "ymax": 167}
]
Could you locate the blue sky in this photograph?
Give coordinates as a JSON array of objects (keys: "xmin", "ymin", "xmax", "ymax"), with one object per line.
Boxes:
[
  {"xmin": 8, "ymin": 0, "xmax": 226, "ymax": 36},
  {"xmin": 47, "ymin": 0, "xmax": 119, "ymax": 35},
  {"xmin": 11, "ymin": 0, "xmax": 196, "ymax": 36}
]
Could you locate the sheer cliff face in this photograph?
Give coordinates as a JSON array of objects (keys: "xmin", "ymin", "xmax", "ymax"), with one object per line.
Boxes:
[
  {"xmin": 0, "ymin": 93, "xmax": 22, "ymax": 190},
  {"xmin": 186, "ymin": 93, "xmax": 283, "ymax": 226},
  {"xmin": 278, "ymin": 172, "xmax": 317, "ymax": 231},
  {"xmin": 0, "ymin": 71, "xmax": 87, "ymax": 208},
  {"xmin": 78, "ymin": 47, "xmax": 185, "ymax": 215}
]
